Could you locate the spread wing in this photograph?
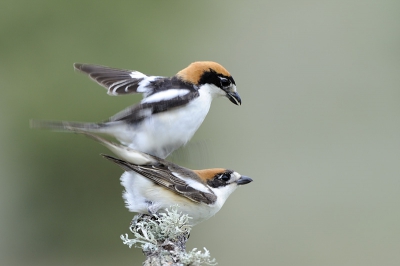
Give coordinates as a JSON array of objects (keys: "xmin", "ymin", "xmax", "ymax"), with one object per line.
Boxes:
[
  {"xmin": 102, "ymin": 154, "xmax": 217, "ymax": 205},
  {"xmin": 74, "ymin": 63, "xmax": 163, "ymax": 96},
  {"xmin": 106, "ymin": 90, "xmax": 200, "ymax": 124}
]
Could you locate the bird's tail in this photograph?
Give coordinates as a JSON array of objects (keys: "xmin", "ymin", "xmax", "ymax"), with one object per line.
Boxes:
[
  {"xmin": 76, "ymin": 131, "xmax": 157, "ymax": 165},
  {"xmin": 30, "ymin": 119, "xmax": 158, "ymax": 164},
  {"xmin": 101, "ymin": 154, "xmax": 135, "ymax": 172},
  {"xmin": 30, "ymin": 119, "xmax": 107, "ymax": 133}
]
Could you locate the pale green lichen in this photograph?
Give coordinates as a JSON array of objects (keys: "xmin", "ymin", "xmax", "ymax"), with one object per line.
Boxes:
[
  {"xmin": 181, "ymin": 248, "xmax": 217, "ymax": 266},
  {"xmin": 121, "ymin": 206, "xmax": 217, "ymax": 265}
]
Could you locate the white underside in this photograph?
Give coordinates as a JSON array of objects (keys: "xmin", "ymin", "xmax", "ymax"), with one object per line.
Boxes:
[{"xmin": 120, "ymin": 171, "xmax": 238, "ymax": 225}]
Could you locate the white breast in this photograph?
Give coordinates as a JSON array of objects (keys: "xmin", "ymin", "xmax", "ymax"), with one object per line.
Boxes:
[
  {"xmin": 126, "ymin": 88, "xmax": 214, "ymax": 158},
  {"xmin": 100, "ymin": 84, "xmax": 222, "ymax": 158}
]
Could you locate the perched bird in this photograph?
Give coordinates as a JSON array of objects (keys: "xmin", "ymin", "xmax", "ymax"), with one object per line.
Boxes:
[
  {"xmin": 76, "ymin": 131, "xmax": 252, "ymax": 225},
  {"xmin": 31, "ymin": 61, "xmax": 241, "ymax": 158}
]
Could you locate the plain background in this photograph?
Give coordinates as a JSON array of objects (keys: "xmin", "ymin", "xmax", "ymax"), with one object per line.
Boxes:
[{"xmin": 1, "ymin": 1, "xmax": 399, "ymax": 265}]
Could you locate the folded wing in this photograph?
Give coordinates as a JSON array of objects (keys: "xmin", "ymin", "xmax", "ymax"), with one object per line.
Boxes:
[{"xmin": 102, "ymin": 154, "xmax": 217, "ymax": 205}]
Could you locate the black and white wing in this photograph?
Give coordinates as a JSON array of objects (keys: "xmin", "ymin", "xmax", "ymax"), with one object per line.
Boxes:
[
  {"xmin": 102, "ymin": 154, "xmax": 217, "ymax": 205},
  {"xmin": 106, "ymin": 90, "xmax": 200, "ymax": 124},
  {"xmin": 74, "ymin": 63, "xmax": 163, "ymax": 97}
]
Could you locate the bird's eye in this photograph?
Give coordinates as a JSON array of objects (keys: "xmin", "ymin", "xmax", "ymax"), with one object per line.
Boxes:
[
  {"xmin": 219, "ymin": 77, "xmax": 231, "ymax": 88},
  {"xmin": 219, "ymin": 173, "xmax": 231, "ymax": 182}
]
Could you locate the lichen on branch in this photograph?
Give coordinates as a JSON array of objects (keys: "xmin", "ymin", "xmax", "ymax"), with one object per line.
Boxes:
[{"xmin": 121, "ymin": 206, "xmax": 217, "ymax": 266}]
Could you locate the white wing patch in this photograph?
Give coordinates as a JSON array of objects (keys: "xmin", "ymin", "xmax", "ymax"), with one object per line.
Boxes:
[
  {"xmin": 142, "ymin": 89, "xmax": 190, "ymax": 104},
  {"xmin": 172, "ymin": 172, "xmax": 211, "ymax": 194},
  {"xmin": 136, "ymin": 76, "xmax": 160, "ymax": 95},
  {"xmin": 129, "ymin": 71, "xmax": 147, "ymax": 79}
]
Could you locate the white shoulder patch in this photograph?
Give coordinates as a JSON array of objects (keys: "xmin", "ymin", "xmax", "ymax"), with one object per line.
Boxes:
[
  {"xmin": 141, "ymin": 89, "xmax": 190, "ymax": 104},
  {"xmin": 172, "ymin": 171, "xmax": 210, "ymax": 193}
]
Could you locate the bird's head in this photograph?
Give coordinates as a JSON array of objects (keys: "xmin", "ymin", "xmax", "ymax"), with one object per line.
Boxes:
[
  {"xmin": 194, "ymin": 168, "xmax": 252, "ymax": 202},
  {"xmin": 177, "ymin": 61, "xmax": 241, "ymax": 105}
]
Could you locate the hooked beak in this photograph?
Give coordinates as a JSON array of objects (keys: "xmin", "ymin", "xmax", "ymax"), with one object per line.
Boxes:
[
  {"xmin": 226, "ymin": 91, "xmax": 241, "ymax": 105},
  {"xmin": 236, "ymin": 175, "xmax": 253, "ymax": 185}
]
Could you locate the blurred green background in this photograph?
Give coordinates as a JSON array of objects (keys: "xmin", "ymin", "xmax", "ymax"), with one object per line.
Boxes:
[{"xmin": 1, "ymin": 1, "xmax": 399, "ymax": 265}]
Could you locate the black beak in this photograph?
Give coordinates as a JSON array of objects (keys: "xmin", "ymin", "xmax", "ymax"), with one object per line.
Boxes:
[
  {"xmin": 236, "ymin": 175, "xmax": 253, "ymax": 185},
  {"xmin": 226, "ymin": 91, "xmax": 241, "ymax": 105}
]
